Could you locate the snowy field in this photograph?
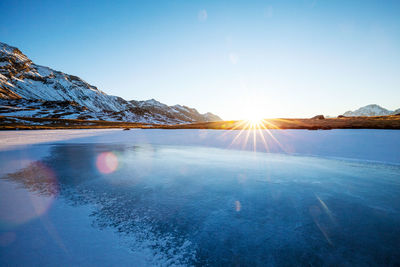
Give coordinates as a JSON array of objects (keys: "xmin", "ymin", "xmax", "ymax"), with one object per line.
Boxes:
[{"xmin": 0, "ymin": 129, "xmax": 400, "ymax": 266}]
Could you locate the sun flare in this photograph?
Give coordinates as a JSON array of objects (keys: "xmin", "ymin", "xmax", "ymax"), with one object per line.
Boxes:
[{"xmin": 247, "ymin": 116, "xmax": 264, "ymax": 128}]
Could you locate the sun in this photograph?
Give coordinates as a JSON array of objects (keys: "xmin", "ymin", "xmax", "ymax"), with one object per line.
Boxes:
[
  {"xmin": 247, "ymin": 116, "xmax": 264, "ymax": 128},
  {"xmin": 241, "ymin": 104, "xmax": 266, "ymax": 129}
]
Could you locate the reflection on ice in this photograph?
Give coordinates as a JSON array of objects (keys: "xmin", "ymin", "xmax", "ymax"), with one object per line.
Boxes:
[
  {"xmin": 0, "ymin": 162, "xmax": 57, "ymax": 228},
  {"xmin": 1, "ymin": 143, "xmax": 400, "ymax": 266}
]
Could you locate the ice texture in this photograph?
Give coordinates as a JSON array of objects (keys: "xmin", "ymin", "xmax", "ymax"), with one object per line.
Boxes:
[{"xmin": 0, "ymin": 130, "xmax": 400, "ymax": 266}]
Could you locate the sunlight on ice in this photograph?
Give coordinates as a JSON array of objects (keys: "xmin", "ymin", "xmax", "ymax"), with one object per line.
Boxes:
[
  {"xmin": 309, "ymin": 205, "xmax": 333, "ymax": 246},
  {"xmin": 316, "ymin": 194, "xmax": 336, "ymax": 224},
  {"xmin": 226, "ymin": 118, "xmax": 288, "ymax": 153}
]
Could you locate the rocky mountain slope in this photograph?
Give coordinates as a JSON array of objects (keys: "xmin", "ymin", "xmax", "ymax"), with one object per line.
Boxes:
[
  {"xmin": 342, "ymin": 104, "xmax": 400, "ymax": 117},
  {"xmin": 0, "ymin": 42, "xmax": 221, "ymax": 124}
]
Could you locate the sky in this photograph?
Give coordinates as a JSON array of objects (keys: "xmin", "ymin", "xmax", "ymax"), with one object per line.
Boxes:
[{"xmin": 1, "ymin": 0, "xmax": 399, "ymax": 119}]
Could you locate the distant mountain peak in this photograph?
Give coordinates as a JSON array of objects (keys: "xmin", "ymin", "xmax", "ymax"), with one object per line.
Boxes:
[{"xmin": 342, "ymin": 104, "xmax": 398, "ymax": 117}]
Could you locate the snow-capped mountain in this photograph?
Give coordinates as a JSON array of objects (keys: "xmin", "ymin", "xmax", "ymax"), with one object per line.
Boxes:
[
  {"xmin": 342, "ymin": 104, "xmax": 399, "ymax": 117},
  {"xmin": 393, "ymin": 108, "xmax": 400, "ymax": 115},
  {"xmin": 0, "ymin": 42, "xmax": 221, "ymax": 124}
]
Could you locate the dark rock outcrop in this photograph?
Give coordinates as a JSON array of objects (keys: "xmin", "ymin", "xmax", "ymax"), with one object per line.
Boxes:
[{"xmin": 311, "ymin": 115, "xmax": 325, "ymax": 120}]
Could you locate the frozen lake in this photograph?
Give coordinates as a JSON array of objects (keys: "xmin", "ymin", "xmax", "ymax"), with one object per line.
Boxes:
[{"xmin": 1, "ymin": 129, "xmax": 400, "ymax": 266}]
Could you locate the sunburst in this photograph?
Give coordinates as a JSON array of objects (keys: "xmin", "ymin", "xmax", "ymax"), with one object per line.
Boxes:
[{"xmin": 226, "ymin": 117, "xmax": 286, "ymax": 153}]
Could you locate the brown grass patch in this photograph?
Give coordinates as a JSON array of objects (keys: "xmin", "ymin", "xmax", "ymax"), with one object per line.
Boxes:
[{"xmin": 1, "ymin": 115, "xmax": 400, "ymax": 130}]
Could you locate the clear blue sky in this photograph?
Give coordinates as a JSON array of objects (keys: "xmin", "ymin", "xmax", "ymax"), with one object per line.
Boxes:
[{"xmin": 1, "ymin": 0, "xmax": 399, "ymax": 119}]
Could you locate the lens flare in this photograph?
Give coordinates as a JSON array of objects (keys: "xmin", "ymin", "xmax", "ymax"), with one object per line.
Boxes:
[
  {"xmin": 0, "ymin": 162, "xmax": 57, "ymax": 228},
  {"xmin": 235, "ymin": 201, "xmax": 241, "ymax": 212},
  {"xmin": 96, "ymin": 152, "xmax": 118, "ymax": 174}
]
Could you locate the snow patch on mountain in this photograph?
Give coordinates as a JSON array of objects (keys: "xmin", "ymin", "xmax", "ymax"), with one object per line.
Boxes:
[
  {"xmin": 0, "ymin": 42, "xmax": 221, "ymax": 124},
  {"xmin": 342, "ymin": 104, "xmax": 399, "ymax": 117}
]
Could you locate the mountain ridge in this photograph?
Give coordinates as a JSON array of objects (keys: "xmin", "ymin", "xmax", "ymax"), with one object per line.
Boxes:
[
  {"xmin": 342, "ymin": 104, "xmax": 400, "ymax": 117},
  {"xmin": 0, "ymin": 42, "xmax": 221, "ymax": 124}
]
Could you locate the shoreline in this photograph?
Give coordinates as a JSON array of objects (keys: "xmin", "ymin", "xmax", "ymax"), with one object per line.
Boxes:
[{"xmin": 1, "ymin": 115, "xmax": 400, "ymax": 130}]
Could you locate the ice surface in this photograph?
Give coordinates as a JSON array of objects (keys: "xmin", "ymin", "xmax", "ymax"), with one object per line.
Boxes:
[
  {"xmin": 0, "ymin": 130, "xmax": 400, "ymax": 265},
  {"xmin": 1, "ymin": 129, "xmax": 399, "ymax": 164}
]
